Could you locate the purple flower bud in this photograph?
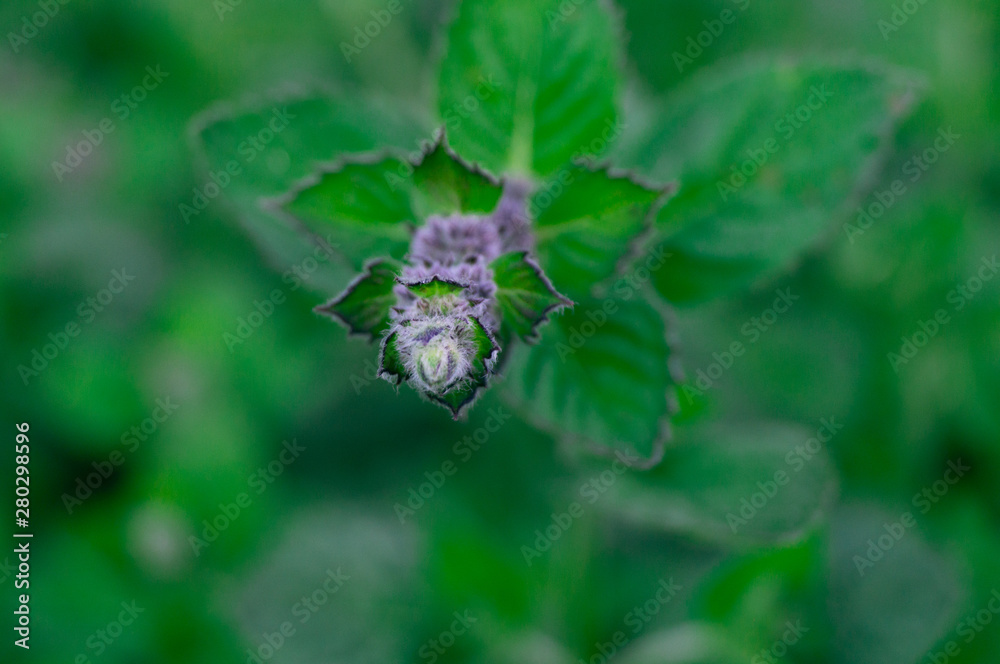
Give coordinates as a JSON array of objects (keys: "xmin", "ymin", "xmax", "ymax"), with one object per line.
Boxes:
[
  {"xmin": 395, "ymin": 260, "xmax": 496, "ymax": 328},
  {"xmin": 491, "ymin": 178, "xmax": 533, "ymax": 254},
  {"xmin": 374, "ymin": 180, "xmax": 537, "ymax": 414},
  {"xmin": 410, "ymin": 214, "xmax": 502, "ymax": 266}
]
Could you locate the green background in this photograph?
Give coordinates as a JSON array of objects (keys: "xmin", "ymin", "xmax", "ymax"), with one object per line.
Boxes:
[{"xmin": 1, "ymin": 0, "xmax": 998, "ymax": 662}]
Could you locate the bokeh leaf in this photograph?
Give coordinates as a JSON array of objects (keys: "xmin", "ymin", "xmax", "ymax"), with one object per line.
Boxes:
[
  {"xmin": 617, "ymin": 58, "xmax": 923, "ymax": 303},
  {"xmin": 828, "ymin": 506, "xmax": 964, "ymax": 664},
  {"xmin": 232, "ymin": 507, "xmax": 424, "ymax": 664},
  {"xmin": 192, "ymin": 95, "xmax": 428, "ymax": 290},
  {"xmin": 616, "ymin": 623, "xmax": 744, "ymax": 664},
  {"xmin": 601, "ymin": 422, "xmax": 838, "ymax": 545}
]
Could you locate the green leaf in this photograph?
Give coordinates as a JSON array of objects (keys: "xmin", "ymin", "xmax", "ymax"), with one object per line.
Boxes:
[
  {"xmin": 829, "ymin": 506, "xmax": 963, "ymax": 664},
  {"xmin": 490, "ymin": 251, "xmax": 572, "ymax": 342},
  {"xmin": 502, "ymin": 296, "xmax": 675, "ymax": 465},
  {"xmin": 192, "ymin": 95, "xmax": 428, "ymax": 291},
  {"xmin": 438, "ymin": 0, "xmax": 621, "ymax": 176},
  {"xmin": 315, "ymin": 259, "xmax": 401, "ymax": 340},
  {"xmin": 276, "ymin": 134, "xmax": 502, "ymax": 270},
  {"xmin": 533, "ymin": 167, "xmax": 672, "ymax": 300},
  {"xmin": 600, "ymin": 422, "xmax": 838, "ymax": 546},
  {"xmin": 617, "ymin": 58, "xmax": 923, "ymax": 303},
  {"xmin": 405, "ymin": 277, "xmax": 467, "ymax": 300},
  {"xmin": 378, "ymin": 331, "xmax": 408, "ymax": 385},
  {"xmin": 193, "ymin": 96, "xmax": 426, "ymax": 201},
  {"xmin": 430, "ymin": 316, "xmax": 500, "ymax": 418}
]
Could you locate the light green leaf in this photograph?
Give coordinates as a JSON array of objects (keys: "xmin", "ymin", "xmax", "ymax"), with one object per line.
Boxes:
[
  {"xmin": 276, "ymin": 134, "xmax": 502, "ymax": 270},
  {"xmin": 533, "ymin": 166, "xmax": 672, "ymax": 300},
  {"xmin": 502, "ymin": 296, "xmax": 675, "ymax": 465},
  {"xmin": 438, "ymin": 0, "xmax": 621, "ymax": 176},
  {"xmin": 409, "ymin": 137, "xmax": 503, "ymax": 218},
  {"xmin": 617, "ymin": 58, "xmax": 923, "ymax": 303},
  {"xmin": 600, "ymin": 422, "xmax": 838, "ymax": 545},
  {"xmin": 315, "ymin": 259, "xmax": 401, "ymax": 340},
  {"xmin": 490, "ymin": 251, "xmax": 572, "ymax": 343},
  {"xmin": 405, "ymin": 277, "xmax": 468, "ymax": 299}
]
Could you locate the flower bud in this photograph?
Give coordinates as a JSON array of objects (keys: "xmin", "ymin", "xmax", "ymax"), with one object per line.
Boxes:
[
  {"xmin": 414, "ymin": 332, "xmax": 463, "ymax": 392},
  {"xmin": 396, "ymin": 316, "xmax": 478, "ymax": 397}
]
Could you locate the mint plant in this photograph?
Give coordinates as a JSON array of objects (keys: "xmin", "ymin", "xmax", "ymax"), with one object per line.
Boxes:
[
  {"xmin": 303, "ymin": 149, "xmax": 572, "ymax": 416},
  {"xmin": 194, "ymin": 0, "xmax": 920, "ymax": 466}
]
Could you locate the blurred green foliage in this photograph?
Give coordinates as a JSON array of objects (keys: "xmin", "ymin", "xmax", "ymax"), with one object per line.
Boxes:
[{"xmin": 0, "ymin": 0, "xmax": 998, "ymax": 663}]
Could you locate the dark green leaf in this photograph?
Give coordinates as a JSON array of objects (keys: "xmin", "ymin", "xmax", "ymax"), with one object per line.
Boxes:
[
  {"xmin": 315, "ymin": 260, "xmax": 401, "ymax": 340},
  {"xmin": 405, "ymin": 277, "xmax": 468, "ymax": 300},
  {"xmin": 438, "ymin": 0, "xmax": 621, "ymax": 176},
  {"xmin": 410, "ymin": 138, "xmax": 503, "ymax": 217},
  {"xmin": 378, "ymin": 331, "xmax": 408, "ymax": 385},
  {"xmin": 277, "ymin": 134, "xmax": 502, "ymax": 270},
  {"xmin": 617, "ymin": 58, "xmax": 923, "ymax": 303},
  {"xmin": 502, "ymin": 296, "xmax": 675, "ymax": 465},
  {"xmin": 601, "ymin": 422, "xmax": 838, "ymax": 545},
  {"xmin": 533, "ymin": 166, "xmax": 672, "ymax": 300}
]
